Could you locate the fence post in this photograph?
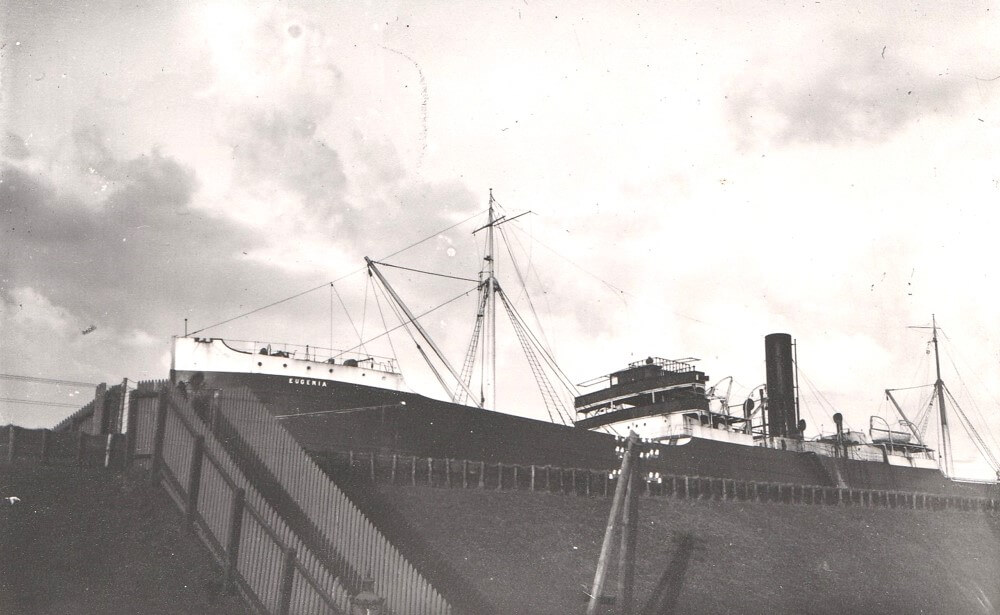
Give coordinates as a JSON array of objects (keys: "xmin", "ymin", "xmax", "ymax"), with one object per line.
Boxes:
[
  {"xmin": 427, "ymin": 457, "xmax": 434, "ymax": 486},
  {"xmin": 370, "ymin": 453, "xmax": 376, "ymax": 482},
  {"xmin": 463, "ymin": 460, "xmax": 469, "ymax": 489},
  {"xmin": 277, "ymin": 546, "xmax": 296, "ymax": 615},
  {"xmin": 391, "ymin": 454, "xmax": 397, "ymax": 485},
  {"xmin": 446, "ymin": 459, "xmax": 452, "ymax": 488},
  {"xmin": 531, "ymin": 465, "xmax": 536, "ymax": 491},
  {"xmin": 411, "ymin": 456, "xmax": 417, "ymax": 486},
  {"xmin": 6, "ymin": 427, "xmax": 15, "ymax": 464},
  {"xmin": 186, "ymin": 436, "xmax": 205, "ymax": 528},
  {"xmin": 513, "ymin": 465, "xmax": 519, "ymax": 490},
  {"xmin": 76, "ymin": 431, "xmax": 87, "ymax": 467},
  {"xmin": 104, "ymin": 434, "xmax": 114, "ymax": 468},
  {"xmin": 479, "ymin": 461, "xmax": 485, "ymax": 489},
  {"xmin": 40, "ymin": 429, "xmax": 50, "ymax": 465},
  {"xmin": 150, "ymin": 390, "xmax": 169, "ymax": 485},
  {"xmin": 223, "ymin": 487, "xmax": 246, "ymax": 593},
  {"xmin": 125, "ymin": 402, "xmax": 138, "ymax": 467},
  {"xmin": 497, "ymin": 463, "xmax": 504, "ymax": 491}
]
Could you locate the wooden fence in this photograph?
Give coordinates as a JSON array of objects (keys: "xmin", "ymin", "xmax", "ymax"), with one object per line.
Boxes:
[
  {"xmin": 206, "ymin": 387, "xmax": 454, "ymax": 615},
  {"xmin": 0, "ymin": 425, "xmax": 125, "ymax": 468},
  {"xmin": 323, "ymin": 449, "xmax": 1000, "ymax": 514},
  {"xmin": 134, "ymin": 384, "xmax": 348, "ymax": 615}
]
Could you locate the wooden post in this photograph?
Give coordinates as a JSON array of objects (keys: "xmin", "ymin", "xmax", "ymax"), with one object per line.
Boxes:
[
  {"xmin": 531, "ymin": 465, "xmax": 536, "ymax": 491},
  {"xmin": 370, "ymin": 453, "xmax": 376, "ymax": 482},
  {"xmin": 497, "ymin": 463, "xmax": 503, "ymax": 490},
  {"xmin": 411, "ymin": 456, "xmax": 417, "ymax": 486},
  {"xmin": 463, "ymin": 460, "xmax": 468, "ymax": 489},
  {"xmin": 6, "ymin": 426, "xmax": 15, "ymax": 464},
  {"xmin": 277, "ymin": 546, "xmax": 296, "ymax": 615},
  {"xmin": 186, "ymin": 436, "xmax": 205, "ymax": 528},
  {"xmin": 125, "ymin": 402, "xmax": 138, "ymax": 467},
  {"xmin": 103, "ymin": 434, "xmax": 114, "ymax": 468},
  {"xmin": 571, "ymin": 468, "xmax": 577, "ymax": 495},
  {"xmin": 546, "ymin": 465, "xmax": 551, "ymax": 492},
  {"xmin": 587, "ymin": 433, "xmax": 638, "ymax": 615},
  {"xmin": 479, "ymin": 461, "xmax": 485, "ymax": 489},
  {"xmin": 391, "ymin": 454, "xmax": 397, "ymax": 485},
  {"xmin": 446, "ymin": 459, "xmax": 452, "ymax": 488},
  {"xmin": 513, "ymin": 465, "xmax": 519, "ymax": 490},
  {"xmin": 40, "ymin": 429, "xmax": 51, "ymax": 465},
  {"xmin": 617, "ymin": 454, "xmax": 640, "ymax": 615},
  {"xmin": 150, "ymin": 390, "xmax": 169, "ymax": 485},
  {"xmin": 427, "ymin": 457, "xmax": 433, "ymax": 486},
  {"xmin": 76, "ymin": 431, "xmax": 87, "ymax": 467},
  {"xmin": 223, "ymin": 488, "xmax": 246, "ymax": 593}
]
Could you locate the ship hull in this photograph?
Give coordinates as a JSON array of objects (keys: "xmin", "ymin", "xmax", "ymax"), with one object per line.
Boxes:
[{"xmin": 172, "ymin": 367, "xmax": 992, "ymax": 498}]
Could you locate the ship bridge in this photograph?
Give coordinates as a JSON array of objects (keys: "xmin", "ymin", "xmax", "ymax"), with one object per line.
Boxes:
[{"xmin": 574, "ymin": 356, "xmax": 711, "ymax": 431}]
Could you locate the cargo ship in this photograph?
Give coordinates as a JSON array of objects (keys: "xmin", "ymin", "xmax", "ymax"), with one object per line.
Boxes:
[{"xmin": 171, "ymin": 197, "xmax": 997, "ymax": 497}]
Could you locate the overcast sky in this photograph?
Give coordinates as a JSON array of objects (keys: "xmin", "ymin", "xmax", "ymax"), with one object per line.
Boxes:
[{"xmin": 2, "ymin": 1, "xmax": 999, "ymax": 478}]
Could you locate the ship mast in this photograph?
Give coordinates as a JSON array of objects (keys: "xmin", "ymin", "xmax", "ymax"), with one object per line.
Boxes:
[{"xmin": 910, "ymin": 315, "xmax": 952, "ymax": 476}]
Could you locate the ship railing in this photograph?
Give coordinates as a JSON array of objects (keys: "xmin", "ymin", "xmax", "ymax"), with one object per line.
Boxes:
[
  {"xmin": 220, "ymin": 338, "xmax": 400, "ymax": 374},
  {"xmin": 627, "ymin": 356, "xmax": 697, "ymax": 372}
]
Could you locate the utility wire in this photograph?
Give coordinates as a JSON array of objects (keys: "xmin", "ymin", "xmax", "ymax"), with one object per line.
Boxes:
[
  {"xmin": 0, "ymin": 397, "xmax": 81, "ymax": 408},
  {"xmin": 0, "ymin": 374, "xmax": 98, "ymax": 388}
]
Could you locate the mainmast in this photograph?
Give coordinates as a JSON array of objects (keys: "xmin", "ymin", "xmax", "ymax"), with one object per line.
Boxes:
[{"xmin": 485, "ymin": 190, "xmax": 497, "ymax": 410}]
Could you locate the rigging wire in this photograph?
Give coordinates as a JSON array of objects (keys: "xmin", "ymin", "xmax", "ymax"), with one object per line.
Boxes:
[
  {"xmin": 939, "ymin": 332, "xmax": 1000, "ymax": 456},
  {"xmin": 333, "ymin": 286, "xmax": 479, "ymax": 358},
  {"xmin": 369, "ymin": 261, "xmax": 479, "ymax": 283},
  {"xmin": 332, "ymin": 282, "xmax": 366, "ymax": 355},
  {"xmin": 942, "ymin": 385, "xmax": 1000, "ymax": 472},
  {"xmin": 187, "ymin": 208, "xmax": 488, "ymax": 337},
  {"xmin": 370, "ymin": 277, "xmax": 400, "ymax": 370},
  {"xmin": 498, "ymin": 225, "xmax": 555, "ymax": 357},
  {"xmin": 795, "ymin": 368, "xmax": 839, "ymax": 425},
  {"xmin": 497, "ymin": 284, "xmax": 580, "ymax": 397}
]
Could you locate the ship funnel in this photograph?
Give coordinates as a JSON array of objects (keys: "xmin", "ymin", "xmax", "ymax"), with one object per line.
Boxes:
[{"xmin": 764, "ymin": 333, "xmax": 798, "ymax": 438}]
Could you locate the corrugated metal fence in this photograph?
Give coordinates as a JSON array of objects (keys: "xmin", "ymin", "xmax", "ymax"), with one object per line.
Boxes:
[{"xmin": 136, "ymin": 382, "xmax": 452, "ymax": 615}]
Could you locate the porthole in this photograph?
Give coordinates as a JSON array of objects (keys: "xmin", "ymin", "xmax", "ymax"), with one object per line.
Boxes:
[
  {"xmin": 283, "ymin": 363, "xmax": 287, "ymax": 368},
  {"xmin": 306, "ymin": 366, "xmax": 311, "ymax": 370},
  {"xmin": 329, "ymin": 368, "xmax": 334, "ymax": 374},
  {"xmin": 257, "ymin": 362, "xmax": 262, "ymax": 367}
]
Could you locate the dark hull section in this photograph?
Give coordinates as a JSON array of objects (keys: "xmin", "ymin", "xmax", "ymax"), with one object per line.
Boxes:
[{"xmin": 174, "ymin": 369, "xmax": 995, "ymax": 497}]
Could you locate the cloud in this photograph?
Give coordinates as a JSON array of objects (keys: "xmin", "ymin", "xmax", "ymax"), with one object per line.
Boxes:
[
  {"xmin": 727, "ymin": 30, "xmax": 972, "ymax": 147},
  {"xmin": 0, "ymin": 131, "xmax": 318, "ymax": 340},
  {"xmin": 3, "ymin": 133, "xmax": 30, "ymax": 160}
]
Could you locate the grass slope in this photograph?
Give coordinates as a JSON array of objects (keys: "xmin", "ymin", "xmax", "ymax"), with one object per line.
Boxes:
[
  {"xmin": 377, "ymin": 485, "xmax": 1000, "ymax": 615},
  {"xmin": 0, "ymin": 464, "xmax": 249, "ymax": 615}
]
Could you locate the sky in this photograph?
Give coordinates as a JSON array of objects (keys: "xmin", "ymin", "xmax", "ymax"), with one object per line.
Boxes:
[{"xmin": 2, "ymin": 1, "xmax": 1000, "ymax": 478}]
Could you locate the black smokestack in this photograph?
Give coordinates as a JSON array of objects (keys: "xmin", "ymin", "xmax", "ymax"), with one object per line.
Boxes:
[{"xmin": 765, "ymin": 333, "xmax": 798, "ymax": 438}]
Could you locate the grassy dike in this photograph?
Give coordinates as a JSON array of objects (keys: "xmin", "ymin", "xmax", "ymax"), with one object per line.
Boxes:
[
  {"xmin": 376, "ymin": 484, "xmax": 1000, "ymax": 615},
  {"xmin": 0, "ymin": 463, "xmax": 249, "ymax": 615}
]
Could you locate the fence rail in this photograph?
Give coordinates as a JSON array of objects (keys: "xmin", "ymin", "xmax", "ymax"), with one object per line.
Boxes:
[{"xmin": 321, "ymin": 449, "xmax": 1000, "ymax": 514}]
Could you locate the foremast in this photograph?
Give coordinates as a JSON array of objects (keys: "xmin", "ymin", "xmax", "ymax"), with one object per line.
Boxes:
[{"xmin": 910, "ymin": 315, "xmax": 953, "ymax": 477}]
